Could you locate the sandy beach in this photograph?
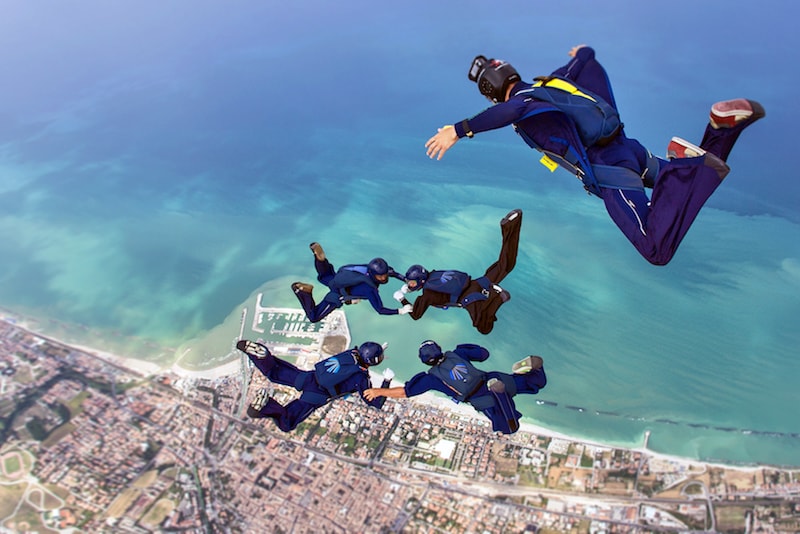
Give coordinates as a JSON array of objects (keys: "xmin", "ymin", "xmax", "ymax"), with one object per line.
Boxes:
[{"xmin": 1, "ymin": 315, "xmax": 768, "ymax": 472}]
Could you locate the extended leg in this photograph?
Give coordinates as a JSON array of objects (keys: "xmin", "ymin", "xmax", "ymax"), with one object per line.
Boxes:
[
  {"xmin": 487, "ymin": 378, "xmax": 520, "ymax": 434},
  {"xmin": 699, "ymin": 99, "xmax": 765, "ymax": 161},
  {"xmin": 292, "ymin": 283, "xmax": 341, "ymax": 323},
  {"xmin": 237, "ymin": 340, "xmax": 276, "ymax": 376},
  {"xmin": 314, "ymin": 256, "xmax": 336, "ymax": 286},
  {"xmin": 511, "ymin": 364, "xmax": 548, "ymax": 394},
  {"xmin": 248, "ymin": 396, "xmax": 319, "ymax": 433},
  {"xmin": 482, "ymin": 208, "xmax": 523, "ymax": 284},
  {"xmin": 600, "ymin": 155, "xmax": 726, "ymax": 265},
  {"xmin": 237, "ymin": 341, "xmax": 311, "ymax": 389}
]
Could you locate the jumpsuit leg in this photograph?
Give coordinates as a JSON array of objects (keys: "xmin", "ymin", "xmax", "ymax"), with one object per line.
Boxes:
[
  {"xmin": 294, "ymin": 258, "xmax": 340, "ymax": 322},
  {"xmin": 260, "ymin": 397, "xmax": 323, "ymax": 432},
  {"xmin": 465, "ymin": 210, "xmax": 522, "ymax": 334},
  {"xmin": 482, "ymin": 209, "xmax": 523, "ymax": 284},
  {"xmin": 315, "ymin": 258, "xmax": 336, "ymax": 285},
  {"xmin": 244, "ymin": 346, "xmax": 277, "ymax": 376},
  {"xmin": 259, "ymin": 357, "xmax": 308, "ymax": 387},
  {"xmin": 600, "ymin": 157, "xmax": 725, "ymax": 266},
  {"xmin": 294, "ymin": 291, "xmax": 340, "ymax": 323},
  {"xmin": 464, "ymin": 287, "xmax": 504, "ymax": 335},
  {"xmin": 699, "ymin": 116, "xmax": 758, "ymax": 162},
  {"xmin": 511, "ymin": 367, "xmax": 548, "ymax": 394},
  {"xmin": 479, "ymin": 368, "xmax": 548, "ymax": 434},
  {"xmin": 251, "ymin": 364, "xmax": 328, "ymax": 432}
]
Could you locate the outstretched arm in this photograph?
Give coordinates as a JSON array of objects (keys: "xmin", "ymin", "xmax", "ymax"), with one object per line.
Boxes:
[
  {"xmin": 427, "ymin": 98, "xmax": 531, "ymax": 160},
  {"xmin": 364, "ymin": 385, "xmax": 408, "ymax": 402},
  {"xmin": 360, "ymin": 369, "xmax": 396, "ymax": 408},
  {"xmin": 454, "ymin": 343, "xmax": 490, "ymax": 362},
  {"xmin": 425, "ymin": 125, "xmax": 459, "ymax": 160},
  {"xmin": 366, "ymin": 289, "xmax": 403, "ymax": 316},
  {"xmin": 552, "ymin": 45, "xmax": 617, "ymax": 110}
]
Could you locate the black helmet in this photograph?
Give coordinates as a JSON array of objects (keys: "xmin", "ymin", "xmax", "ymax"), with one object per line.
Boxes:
[
  {"xmin": 468, "ymin": 55, "xmax": 521, "ymax": 103},
  {"xmin": 357, "ymin": 341, "xmax": 385, "ymax": 366},
  {"xmin": 367, "ymin": 257, "xmax": 390, "ymax": 282},
  {"xmin": 405, "ymin": 264, "xmax": 428, "ymax": 289},
  {"xmin": 418, "ymin": 340, "xmax": 443, "ymax": 366}
]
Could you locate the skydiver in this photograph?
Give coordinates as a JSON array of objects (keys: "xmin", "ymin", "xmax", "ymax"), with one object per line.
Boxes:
[
  {"xmin": 364, "ymin": 340, "xmax": 546, "ymax": 434},
  {"xmin": 393, "ymin": 208, "xmax": 521, "ymax": 334},
  {"xmin": 292, "ymin": 242, "xmax": 411, "ymax": 322},
  {"xmin": 238, "ymin": 339, "xmax": 395, "ymax": 432},
  {"xmin": 424, "ymin": 45, "xmax": 765, "ymax": 265}
]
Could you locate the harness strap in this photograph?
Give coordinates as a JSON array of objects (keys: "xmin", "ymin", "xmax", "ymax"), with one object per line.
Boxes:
[
  {"xmin": 642, "ymin": 151, "xmax": 661, "ymax": 187},
  {"xmin": 459, "ymin": 276, "xmax": 492, "ymax": 306},
  {"xmin": 521, "ymin": 130, "xmax": 646, "ymax": 194},
  {"xmin": 592, "ymin": 165, "xmax": 646, "ymax": 191}
]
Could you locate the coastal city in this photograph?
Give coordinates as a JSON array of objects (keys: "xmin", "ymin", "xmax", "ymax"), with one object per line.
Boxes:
[{"xmin": 1, "ymin": 304, "xmax": 799, "ymax": 533}]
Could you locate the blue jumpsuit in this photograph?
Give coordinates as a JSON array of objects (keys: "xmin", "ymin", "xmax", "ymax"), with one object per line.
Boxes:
[
  {"xmin": 454, "ymin": 47, "xmax": 759, "ymax": 265},
  {"xmin": 294, "ymin": 258, "xmax": 400, "ymax": 322},
  {"xmin": 402, "ymin": 344, "xmax": 547, "ymax": 434},
  {"xmin": 247, "ymin": 347, "xmax": 388, "ymax": 432}
]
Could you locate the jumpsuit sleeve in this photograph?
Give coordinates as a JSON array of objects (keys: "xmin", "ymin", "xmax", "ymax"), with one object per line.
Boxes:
[
  {"xmin": 367, "ymin": 288, "xmax": 399, "ymax": 315},
  {"xmin": 358, "ymin": 375, "xmax": 391, "ymax": 409},
  {"xmin": 550, "ymin": 46, "xmax": 617, "ymax": 110},
  {"xmin": 409, "ymin": 290, "xmax": 436, "ymax": 320},
  {"xmin": 387, "ymin": 266, "xmax": 405, "ymax": 282},
  {"xmin": 453, "ymin": 97, "xmax": 532, "ymax": 138},
  {"xmin": 454, "ymin": 344, "xmax": 491, "ymax": 362},
  {"xmin": 403, "ymin": 373, "xmax": 453, "ymax": 397}
]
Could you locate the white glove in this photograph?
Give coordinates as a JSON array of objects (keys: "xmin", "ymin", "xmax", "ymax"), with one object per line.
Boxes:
[
  {"xmin": 382, "ymin": 367, "xmax": 395, "ymax": 381},
  {"xmin": 398, "ymin": 304, "xmax": 413, "ymax": 315},
  {"xmin": 393, "ymin": 285, "xmax": 409, "ymax": 302}
]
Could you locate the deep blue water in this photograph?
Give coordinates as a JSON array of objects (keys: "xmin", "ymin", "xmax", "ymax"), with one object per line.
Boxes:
[{"xmin": 1, "ymin": 1, "xmax": 799, "ymax": 465}]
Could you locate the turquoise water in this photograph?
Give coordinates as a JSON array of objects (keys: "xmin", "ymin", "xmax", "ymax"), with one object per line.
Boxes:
[{"xmin": 1, "ymin": 1, "xmax": 799, "ymax": 466}]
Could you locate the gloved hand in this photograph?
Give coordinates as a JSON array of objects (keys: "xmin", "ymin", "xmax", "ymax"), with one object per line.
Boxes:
[
  {"xmin": 382, "ymin": 368, "xmax": 395, "ymax": 381},
  {"xmin": 393, "ymin": 290, "xmax": 406, "ymax": 302},
  {"xmin": 398, "ymin": 304, "xmax": 413, "ymax": 315}
]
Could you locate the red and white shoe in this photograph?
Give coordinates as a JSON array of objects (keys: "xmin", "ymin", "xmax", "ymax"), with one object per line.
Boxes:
[
  {"xmin": 666, "ymin": 137, "xmax": 705, "ymax": 159},
  {"xmin": 710, "ymin": 99, "xmax": 765, "ymax": 129}
]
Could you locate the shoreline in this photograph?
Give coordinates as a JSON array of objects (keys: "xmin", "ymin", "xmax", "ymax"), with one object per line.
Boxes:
[{"xmin": 0, "ymin": 315, "xmax": 783, "ymax": 471}]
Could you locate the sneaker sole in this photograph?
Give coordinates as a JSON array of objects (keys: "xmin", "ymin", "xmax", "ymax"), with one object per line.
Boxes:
[
  {"xmin": 292, "ymin": 282, "xmax": 313, "ymax": 294},
  {"xmin": 710, "ymin": 99, "xmax": 765, "ymax": 128},
  {"xmin": 513, "ymin": 355, "xmax": 543, "ymax": 374},
  {"xmin": 667, "ymin": 137, "xmax": 705, "ymax": 159},
  {"xmin": 501, "ymin": 209, "xmax": 523, "ymax": 226},
  {"xmin": 237, "ymin": 340, "xmax": 269, "ymax": 358},
  {"xmin": 309, "ymin": 242, "xmax": 325, "ymax": 260}
]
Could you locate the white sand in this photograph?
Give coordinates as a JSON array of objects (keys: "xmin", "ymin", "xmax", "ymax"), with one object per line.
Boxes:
[{"xmin": 2, "ymin": 317, "xmax": 768, "ymax": 472}]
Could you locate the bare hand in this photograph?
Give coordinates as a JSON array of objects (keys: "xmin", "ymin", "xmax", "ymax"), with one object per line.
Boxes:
[
  {"xmin": 425, "ymin": 125, "xmax": 458, "ymax": 160},
  {"xmin": 364, "ymin": 388, "xmax": 379, "ymax": 401},
  {"xmin": 568, "ymin": 44, "xmax": 587, "ymax": 57}
]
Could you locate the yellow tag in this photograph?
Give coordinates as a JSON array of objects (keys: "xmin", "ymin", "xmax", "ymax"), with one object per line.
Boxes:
[{"xmin": 540, "ymin": 154, "xmax": 559, "ymax": 172}]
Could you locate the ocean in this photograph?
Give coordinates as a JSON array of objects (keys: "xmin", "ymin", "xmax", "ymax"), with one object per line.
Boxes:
[{"xmin": 1, "ymin": 0, "xmax": 798, "ymax": 466}]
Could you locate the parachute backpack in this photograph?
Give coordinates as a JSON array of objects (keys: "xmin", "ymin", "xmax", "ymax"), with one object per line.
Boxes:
[
  {"xmin": 518, "ymin": 75, "xmax": 621, "ymax": 148},
  {"xmin": 424, "ymin": 270, "xmax": 470, "ymax": 306},
  {"xmin": 314, "ymin": 350, "xmax": 363, "ymax": 396},
  {"xmin": 428, "ymin": 351, "xmax": 487, "ymax": 402},
  {"xmin": 512, "ymin": 76, "xmax": 656, "ymax": 196}
]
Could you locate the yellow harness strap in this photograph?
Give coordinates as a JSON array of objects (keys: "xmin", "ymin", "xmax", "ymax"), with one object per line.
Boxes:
[{"xmin": 532, "ymin": 78, "xmax": 597, "ymax": 102}]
